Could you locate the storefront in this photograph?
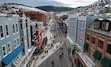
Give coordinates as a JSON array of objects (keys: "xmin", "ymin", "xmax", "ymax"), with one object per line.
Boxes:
[{"xmin": 1, "ymin": 45, "xmax": 23, "ymax": 67}]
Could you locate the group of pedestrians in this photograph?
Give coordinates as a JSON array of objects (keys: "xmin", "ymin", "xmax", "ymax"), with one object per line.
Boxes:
[{"xmin": 59, "ymin": 47, "xmax": 64, "ymax": 60}]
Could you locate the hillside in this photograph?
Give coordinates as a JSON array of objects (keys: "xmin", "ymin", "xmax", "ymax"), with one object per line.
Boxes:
[{"xmin": 36, "ymin": 6, "xmax": 74, "ymax": 12}]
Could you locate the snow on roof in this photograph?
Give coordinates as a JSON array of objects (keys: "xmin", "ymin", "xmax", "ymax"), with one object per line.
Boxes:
[
  {"xmin": 56, "ymin": 12, "xmax": 68, "ymax": 17},
  {"xmin": 10, "ymin": 4, "xmax": 48, "ymax": 15},
  {"xmin": 78, "ymin": 16, "xmax": 87, "ymax": 20},
  {"xmin": 0, "ymin": 13, "xmax": 19, "ymax": 17},
  {"xmin": 97, "ymin": 18, "xmax": 103, "ymax": 20}
]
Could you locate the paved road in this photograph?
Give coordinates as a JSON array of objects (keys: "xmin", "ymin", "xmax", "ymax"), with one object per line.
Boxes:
[
  {"xmin": 38, "ymin": 44, "xmax": 73, "ymax": 67},
  {"xmin": 30, "ymin": 17, "xmax": 76, "ymax": 67},
  {"xmin": 38, "ymin": 19, "xmax": 75, "ymax": 67}
]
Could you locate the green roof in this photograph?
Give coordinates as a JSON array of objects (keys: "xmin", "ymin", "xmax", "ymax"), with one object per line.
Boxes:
[
  {"xmin": 93, "ymin": 51, "xmax": 102, "ymax": 60},
  {"xmin": 101, "ymin": 57, "xmax": 111, "ymax": 67}
]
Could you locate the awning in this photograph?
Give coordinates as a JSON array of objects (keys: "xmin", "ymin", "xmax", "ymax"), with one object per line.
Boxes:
[
  {"xmin": 84, "ymin": 43, "xmax": 89, "ymax": 50},
  {"xmin": 2, "ymin": 45, "xmax": 23, "ymax": 65},
  {"xmin": 93, "ymin": 51, "xmax": 102, "ymax": 60},
  {"xmin": 101, "ymin": 57, "xmax": 111, "ymax": 67}
]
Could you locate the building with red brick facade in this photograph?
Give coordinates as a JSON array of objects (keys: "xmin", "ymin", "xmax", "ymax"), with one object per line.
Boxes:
[
  {"xmin": 17, "ymin": 11, "xmax": 49, "ymax": 26},
  {"xmin": 84, "ymin": 18, "xmax": 111, "ymax": 67}
]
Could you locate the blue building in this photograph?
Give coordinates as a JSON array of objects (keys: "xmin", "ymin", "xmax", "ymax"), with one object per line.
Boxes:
[
  {"xmin": 0, "ymin": 13, "xmax": 23, "ymax": 67},
  {"xmin": 0, "ymin": 13, "xmax": 36, "ymax": 67}
]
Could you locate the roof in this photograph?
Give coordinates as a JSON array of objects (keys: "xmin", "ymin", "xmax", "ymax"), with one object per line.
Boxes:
[
  {"xmin": 86, "ymin": 16, "xmax": 99, "ymax": 28},
  {"xmin": 87, "ymin": 16, "xmax": 111, "ymax": 37}
]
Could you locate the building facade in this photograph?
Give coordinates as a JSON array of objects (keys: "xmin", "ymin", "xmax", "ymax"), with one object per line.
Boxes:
[
  {"xmin": 83, "ymin": 17, "xmax": 111, "ymax": 67},
  {"xmin": 67, "ymin": 15, "xmax": 77, "ymax": 43},
  {"xmin": 67, "ymin": 15, "xmax": 98, "ymax": 49},
  {"xmin": 0, "ymin": 13, "xmax": 36, "ymax": 67},
  {"xmin": 0, "ymin": 13, "xmax": 23, "ymax": 67},
  {"xmin": 18, "ymin": 14, "xmax": 35, "ymax": 67},
  {"xmin": 18, "ymin": 14, "xmax": 31, "ymax": 55},
  {"xmin": 17, "ymin": 11, "xmax": 49, "ymax": 26}
]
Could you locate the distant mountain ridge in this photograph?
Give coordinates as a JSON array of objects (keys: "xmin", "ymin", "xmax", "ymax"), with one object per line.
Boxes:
[{"xmin": 36, "ymin": 6, "xmax": 74, "ymax": 12}]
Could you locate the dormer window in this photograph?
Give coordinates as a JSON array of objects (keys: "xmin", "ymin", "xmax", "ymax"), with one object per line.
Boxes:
[
  {"xmin": 94, "ymin": 19, "xmax": 101, "ymax": 29},
  {"xmin": 101, "ymin": 19, "xmax": 110, "ymax": 31}
]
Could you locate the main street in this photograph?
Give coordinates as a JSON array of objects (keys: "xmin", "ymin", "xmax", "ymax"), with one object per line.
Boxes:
[{"xmin": 30, "ymin": 16, "xmax": 75, "ymax": 67}]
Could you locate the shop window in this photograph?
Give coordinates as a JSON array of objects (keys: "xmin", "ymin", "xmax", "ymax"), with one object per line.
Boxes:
[
  {"xmin": 107, "ymin": 43, "xmax": 111, "ymax": 54},
  {"xmin": 87, "ymin": 34, "xmax": 90, "ymax": 41},
  {"xmin": 98, "ymin": 40, "xmax": 104, "ymax": 49},
  {"xmin": 91, "ymin": 37, "xmax": 96, "ymax": 44}
]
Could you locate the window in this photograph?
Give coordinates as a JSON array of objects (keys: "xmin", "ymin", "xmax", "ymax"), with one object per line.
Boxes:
[
  {"xmin": 22, "ymin": 37, "xmax": 24, "ymax": 42},
  {"xmin": 14, "ymin": 39, "xmax": 17, "ymax": 48},
  {"xmin": 19, "ymin": 19, "xmax": 22, "ymax": 22},
  {"xmin": 16, "ymin": 24, "xmax": 18, "ymax": 32},
  {"xmin": 13, "ymin": 24, "xmax": 15, "ymax": 33},
  {"xmin": 25, "ymin": 19, "xmax": 27, "ymax": 23},
  {"xmin": 94, "ymin": 21, "xmax": 101, "ymax": 29},
  {"xmin": 27, "ymin": 34, "xmax": 28, "ymax": 38},
  {"xmin": 36, "ymin": 24, "xmax": 38, "ymax": 28},
  {"xmin": 0, "ymin": 26, "xmax": 4, "ymax": 38},
  {"xmin": 20, "ymin": 23, "xmax": 23, "ymax": 30},
  {"xmin": 7, "ymin": 42, "xmax": 11, "ymax": 53},
  {"xmin": 80, "ymin": 31, "xmax": 83, "ymax": 39},
  {"xmin": 107, "ymin": 43, "xmax": 111, "ymax": 54},
  {"xmin": 6, "ymin": 25, "xmax": 9, "ymax": 36},
  {"xmin": 87, "ymin": 34, "xmax": 90, "ymax": 41},
  {"xmin": 2, "ymin": 45, "xmax": 7, "ymax": 57},
  {"xmin": 32, "ymin": 15, "xmax": 36, "ymax": 21},
  {"xmin": 101, "ymin": 22, "xmax": 109, "ymax": 31},
  {"xmin": 91, "ymin": 37, "xmax": 96, "ymax": 44},
  {"xmin": 26, "ymin": 22, "xmax": 28, "ymax": 28},
  {"xmin": 98, "ymin": 40, "xmax": 104, "ymax": 49},
  {"xmin": 81, "ymin": 22, "xmax": 84, "ymax": 30},
  {"xmin": 17, "ymin": 38, "xmax": 20, "ymax": 46}
]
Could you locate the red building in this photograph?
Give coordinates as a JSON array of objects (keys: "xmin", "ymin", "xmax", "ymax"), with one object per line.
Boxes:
[{"xmin": 17, "ymin": 11, "xmax": 48, "ymax": 26}]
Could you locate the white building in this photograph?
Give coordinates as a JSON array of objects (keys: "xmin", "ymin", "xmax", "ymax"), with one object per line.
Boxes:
[{"xmin": 67, "ymin": 14, "xmax": 98, "ymax": 50}]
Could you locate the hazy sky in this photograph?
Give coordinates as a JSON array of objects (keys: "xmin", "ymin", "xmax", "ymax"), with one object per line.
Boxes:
[{"xmin": 0, "ymin": 0, "xmax": 98, "ymax": 8}]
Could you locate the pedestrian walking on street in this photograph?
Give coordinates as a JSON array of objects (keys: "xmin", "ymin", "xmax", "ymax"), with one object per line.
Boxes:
[
  {"xmin": 59, "ymin": 55, "xmax": 62, "ymax": 59},
  {"xmin": 51, "ymin": 43, "xmax": 53, "ymax": 47},
  {"xmin": 47, "ymin": 50, "xmax": 48, "ymax": 54},
  {"xmin": 62, "ymin": 53, "xmax": 64, "ymax": 56},
  {"xmin": 52, "ymin": 61, "xmax": 54, "ymax": 67}
]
